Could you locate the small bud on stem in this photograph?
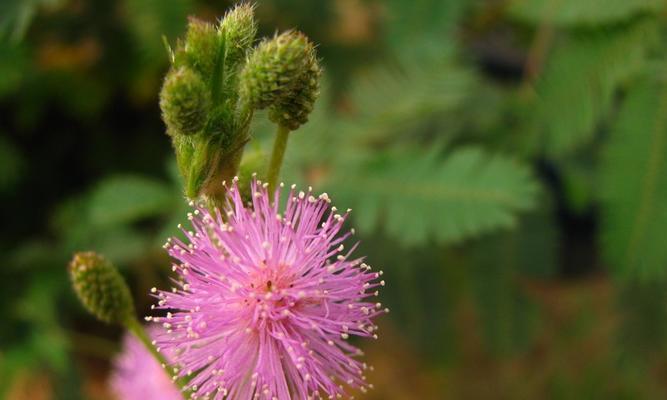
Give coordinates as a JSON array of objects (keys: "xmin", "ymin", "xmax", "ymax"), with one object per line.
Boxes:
[
  {"xmin": 239, "ymin": 31, "xmax": 314, "ymax": 110},
  {"xmin": 269, "ymin": 49, "xmax": 322, "ymax": 130},
  {"xmin": 69, "ymin": 252, "xmax": 134, "ymax": 325},
  {"xmin": 160, "ymin": 67, "xmax": 211, "ymax": 136}
]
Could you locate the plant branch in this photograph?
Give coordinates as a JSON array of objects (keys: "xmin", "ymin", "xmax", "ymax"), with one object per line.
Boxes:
[{"xmin": 266, "ymin": 124, "xmax": 291, "ymax": 197}]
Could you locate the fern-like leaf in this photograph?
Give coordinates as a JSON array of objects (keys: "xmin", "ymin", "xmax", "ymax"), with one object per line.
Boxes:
[
  {"xmin": 347, "ymin": 48, "xmax": 478, "ymax": 144},
  {"xmin": 509, "ymin": 0, "xmax": 664, "ymax": 26},
  {"xmin": 329, "ymin": 147, "xmax": 538, "ymax": 246},
  {"xmin": 534, "ymin": 20, "xmax": 657, "ymax": 156},
  {"xmin": 600, "ymin": 76, "xmax": 667, "ymax": 279}
]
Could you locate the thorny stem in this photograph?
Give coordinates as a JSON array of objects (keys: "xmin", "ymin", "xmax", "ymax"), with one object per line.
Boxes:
[
  {"xmin": 266, "ymin": 124, "xmax": 291, "ymax": 198},
  {"xmin": 126, "ymin": 317, "xmax": 189, "ymax": 400}
]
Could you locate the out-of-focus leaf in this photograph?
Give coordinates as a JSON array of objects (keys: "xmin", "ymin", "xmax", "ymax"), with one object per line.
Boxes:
[
  {"xmin": 0, "ymin": 43, "xmax": 28, "ymax": 96},
  {"xmin": 534, "ymin": 20, "xmax": 657, "ymax": 156},
  {"xmin": 88, "ymin": 175, "xmax": 175, "ymax": 227},
  {"xmin": 600, "ymin": 75, "xmax": 667, "ymax": 279},
  {"xmin": 362, "ymin": 235, "xmax": 460, "ymax": 364},
  {"xmin": 0, "ymin": 0, "xmax": 63, "ymax": 42},
  {"xmin": 123, "ymin": 0, "xmax": 192, "ymax": 65},
  {"xmin": 90, "ymin": 227, "xmax": 152, "ymax": 265},
  {"xmin": 330, "ymin": 146, "xmax": 538, "ymax": 246},
  {"xmin": 0, "ymin": 136, "xmax": 24, "ymax": 192},
  {"xmin": 348, "ymin": 48, "xmax": 478, "ymax": 144},
  {"xmin": 466, "ymin": 207, "xmax": 555, "ymax": 354},
  {"xmin": 514, "ymin": 206, "xmax": 559, "ymax": 278},
  {"xmin": 384, "ymin": 0, "xmax": 469, "ymax": 50},
  {"xmin": 14, "ymin": 272, "xmax": 69, "ymax": 372},
  {"xmin": 469, "ymin": 251, "xmax": 539, "ymax": 355},
  {"xmin": 561, "ymin": 158, "xmax": 596, "ymax": 214},
  {"xmin": 509, "ymin": 0, "xmax": 664, "ymax": 26}
]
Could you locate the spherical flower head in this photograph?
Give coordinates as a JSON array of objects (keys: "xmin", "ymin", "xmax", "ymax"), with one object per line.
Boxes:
[
  {"xmin": 239, "ymin": 31, "xmax": 315, "ymax": 110},
  {"xmin": 110, "ymin": 327, "xmax": 181, "ymax": 400},
  {"xmin": 152, "ymin": 178, "xmax": 387, "ymax": 399}
]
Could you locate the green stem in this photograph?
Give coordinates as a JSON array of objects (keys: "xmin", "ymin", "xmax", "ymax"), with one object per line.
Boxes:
[
  {"xmin": 126, "ymin": 317, "xmax": 188, "ymax": 399},
  {"xmin": 266, "ymin": 124, "xmax": 291, "ymax": 197}
]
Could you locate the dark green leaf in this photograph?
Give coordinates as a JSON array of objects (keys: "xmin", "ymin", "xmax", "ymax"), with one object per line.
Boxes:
[{"xmin": 88, "ymin": 175, "xmax": 175, "ymax": 227}]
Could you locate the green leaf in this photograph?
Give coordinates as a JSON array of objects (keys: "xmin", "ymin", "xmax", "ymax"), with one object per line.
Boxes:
[
  {"xmin": 509, "ymin": 0, "xmax": 664, "ymax": 26},
  {"xmin": 384, "ymin": 0, "xmax": 469, "ymax": 50},
  {"xmin": 361, "ymin": 235, "xmax": 460, "ymax": 364},
  {"xmin": 88, "ymin": 175, "xmax": 175, "ymax": 227},
  {"xmin": 123, "ymin": 0, "xmax": 192, "ymax": 65},
  {"xmin": 0, "ymin": 0, "xmax": 63, "ymax": 42},
  {"xmin": 600, "ymin": 75, "xmax": 667, "ymax": 279},
  {"xmin": 329, "ymin": 146, "xmax": 538, "ymax": 246},
  {"xmin": 534, "ymin": 20, "xmax": 657, "ymax": 156},
  {"xmin": 347, "ymin": 48, "xmax": 478, "ymax": 144}
]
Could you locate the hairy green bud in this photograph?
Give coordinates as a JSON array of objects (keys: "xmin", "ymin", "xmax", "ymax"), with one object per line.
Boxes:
[
  {"xmin": 181, "ymin": 18, "xmax": 219, "ymax": 77},
  {"xmin": 160, "ymin": 67, "xmax": 211, "ymax": 136},
  {"xmin": 239, "ymin": 31, "xmax": 314, "ymax": 110},
  {"xmin": 69, "ymin": 252, "xmax": 134, "ymax": 325},
  {"xmin": 269, "ymin": 52, "xmax": 321, "ymax": 130},
  {"xmin": 220, "ymin": 3, "xmax": 257, "ymax": 69}
]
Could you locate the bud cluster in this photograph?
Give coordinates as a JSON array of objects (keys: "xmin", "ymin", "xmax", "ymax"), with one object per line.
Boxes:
[
  {"xmin": 70, "ymin": 6, "xmax": 326, "ymax": 396},
  {"xmin": 159, "ymin": 3, "xmax": 321, "ymax": 201}
]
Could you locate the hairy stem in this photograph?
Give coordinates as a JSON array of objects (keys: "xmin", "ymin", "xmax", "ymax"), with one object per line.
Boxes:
[{"xmin": 266, "ymin": 124, "xmax": 291, "ymax": 197}]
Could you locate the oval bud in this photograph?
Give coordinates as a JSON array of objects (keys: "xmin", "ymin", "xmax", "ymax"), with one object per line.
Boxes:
[
  {"xmin": 220, "ymin": 3, "xmax": 257, "ymax": 69},
  {"xmin": 239, "ymin": 31, "xmax": 314, "ymax": 110},
  {"xmin": 69, "ymin": 252, "xmax": 134, "ymax": 325},
  {"xmin": 160, "ymin": 67, "xmax": 211, "ymax": 136},
  {"xmin": 269, "ymin": 52, "xmax": 321, "ymax": 130},
  {"xmin": 182, "ymin": 18, "xmax": 219, "ymax": 77}
]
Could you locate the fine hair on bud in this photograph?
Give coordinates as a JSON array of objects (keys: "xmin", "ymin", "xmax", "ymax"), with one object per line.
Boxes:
[
  {"xmin": 219, "ymin": 2, "xmax": 257, "ymax": 69},
  {"xmin": 69, "ymin": 252, "xmax": 134, "ymax": 325},
  {"xmin": 239, "ymin": 30, "xmax": 315, "ymax": 110},
  {"xmin": 181, "ymin": 18, "xmax": 219, "ymax": 78},
  {"xmin": 160, "ymin": 67, "xmax": 211, "ymax": 136},
  {"xmin": 269, "ymin": 49, "xmax": 321, "ymax": 130}
]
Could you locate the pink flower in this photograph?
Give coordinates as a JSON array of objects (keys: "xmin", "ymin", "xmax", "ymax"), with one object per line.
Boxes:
[
  {"xmin": 110, "ymin": 327, "xmax": 182, "ymax": 400},
  {"xmin": 151, "ymin": 178, "xmax": 386, "ymax": 399}
]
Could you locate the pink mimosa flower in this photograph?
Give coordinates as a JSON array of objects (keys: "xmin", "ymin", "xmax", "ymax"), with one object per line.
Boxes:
[
  {"xmin": 151, "ymin": 178, "xmax": 386, "ymax": 399},
  {"xmin": 110, "ymin": 327, "xmax": 182, "ymax": 400}
]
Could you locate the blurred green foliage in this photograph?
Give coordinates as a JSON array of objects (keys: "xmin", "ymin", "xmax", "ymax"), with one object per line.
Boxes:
[{"xmin": 3, "ymin": 0, "xmax": 667, "ymax": 398}]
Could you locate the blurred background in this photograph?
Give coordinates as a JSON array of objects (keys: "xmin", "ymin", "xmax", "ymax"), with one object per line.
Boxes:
[{"xmin": 3, "ymin": 0, "xmax": 667, "ymax": 398}]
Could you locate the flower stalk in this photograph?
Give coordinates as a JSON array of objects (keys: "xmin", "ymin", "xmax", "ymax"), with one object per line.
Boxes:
[
  {"xmin": 266, "ymin": 124, "xmax": 291, "ymax": 195},
  {"xmin": 69, "ymin": 252, "xmax": 188, "ymax": 398}
]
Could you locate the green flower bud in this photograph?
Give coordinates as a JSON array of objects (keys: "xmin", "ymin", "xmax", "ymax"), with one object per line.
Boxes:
[
  {"xmin": 220, "ymin": 3, "xmax": 257, "ymax": 69},
  {"xmin": 181, "ymin": 18, "xmax": 219, "ymax": 77},
  {"xmin": 239, "ymin": 31, "xmax": 314, "ymax": 110},
  {"xmin": 69, "ymin": 252, "xmax": 134, "ymax": 325},
  {"xmin": 160, "ymin": 67, "xmax": 211, "ymax": 136},
  {"xmin": 269, "ymin": 52, "xmax": 321, "ymax": 130}
]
